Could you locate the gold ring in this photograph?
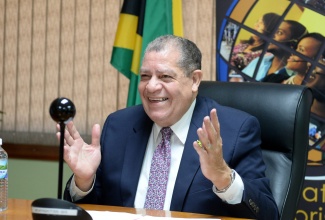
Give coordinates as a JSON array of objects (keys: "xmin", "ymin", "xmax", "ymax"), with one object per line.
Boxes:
[{"xmin": 196, "ymin": 140, "xmax": 203, "ymax": 148}]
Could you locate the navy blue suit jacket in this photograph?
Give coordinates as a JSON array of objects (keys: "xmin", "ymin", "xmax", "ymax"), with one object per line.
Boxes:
[{"xmin": 64, "ymin": 96, "xmax": 279, "ymax": 219}]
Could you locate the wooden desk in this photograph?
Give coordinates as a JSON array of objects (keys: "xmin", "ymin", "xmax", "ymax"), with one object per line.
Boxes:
[{"xmin": 2, "ymin": 198, "xmax": 251, "ymax": 220}]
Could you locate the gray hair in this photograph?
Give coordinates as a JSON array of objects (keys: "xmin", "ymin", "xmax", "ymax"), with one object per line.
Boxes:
[{"xmin": 144, "ymin": 35, "xmax": 202, "ymax": 76}]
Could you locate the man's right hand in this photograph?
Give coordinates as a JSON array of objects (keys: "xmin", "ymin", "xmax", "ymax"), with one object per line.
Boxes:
[{"xmin": 57, "ymin": 121, "xmax": 101, "ymax": 192}]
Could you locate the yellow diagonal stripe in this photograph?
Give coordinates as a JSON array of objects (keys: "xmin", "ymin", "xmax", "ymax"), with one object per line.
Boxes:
[
  {"xmin": 172, "ymin": 0, "xmax": 183, "ymax": 36},
  {"xmin": 131, "ymin": 35, "xmax": 143, "ymax": 75},
  {"xmin": 113, "ymin": 14, "xmax": 138, "ymax": 50}
]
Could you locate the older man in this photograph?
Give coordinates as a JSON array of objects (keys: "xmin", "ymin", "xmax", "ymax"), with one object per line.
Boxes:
[{"xmin": 61, "ymin": 35, "xmax": 278, "ymax": 219}]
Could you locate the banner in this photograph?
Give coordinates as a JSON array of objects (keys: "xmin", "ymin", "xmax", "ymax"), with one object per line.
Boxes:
[
  {"xmin": 216, "ymin": 1, "xmax": 325, "ymax": 219},
  {"xmin": 111, "ymin": 0, "xmax": 183, "ymax": 106}
]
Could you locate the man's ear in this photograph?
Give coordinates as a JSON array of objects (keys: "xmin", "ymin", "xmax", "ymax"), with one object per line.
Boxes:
[{"xmin": 191, "ymin": 70, "xmax": 203, "ymax": 92}]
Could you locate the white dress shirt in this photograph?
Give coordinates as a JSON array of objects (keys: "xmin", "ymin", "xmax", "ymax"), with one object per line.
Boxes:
[{"xmin": 70, "ymin": 99, "xmax": 244, "ymax": 207}]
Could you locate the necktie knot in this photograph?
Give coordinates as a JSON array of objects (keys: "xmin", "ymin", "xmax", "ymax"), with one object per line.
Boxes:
[{"xmin": 161, "ymin": 127, "xmax": 172, "ymax": 142}]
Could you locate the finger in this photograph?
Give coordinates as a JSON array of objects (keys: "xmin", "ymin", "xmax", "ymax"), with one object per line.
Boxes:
[
  {"xmin": 64, "ymin": 121, "xmax": 82, "ymax": 147},
  {"xmin": 56, "ymin": 126, "xmax": 69, "ymax": 147},
  {"xmin": 193, "ymin": 140, "xmax": 207, "ymax": 155},
  {"xmin": 202, "ymin": 116, "xmax": 216, "ymax": 147},
  {"xmin": 210, "ymin": 109, "xmax": 223, "ymax": 146},
  {"xmin": 63, "ymin": 143, "xmax": 71, "ymax": 162},
  {"xmin": 67, "ymin": 121, "xmax": 82, "ymax": 140},
  {"xmin": 195, "ymin": 140, "xmax": 205, "ymax": 151},
  {"xmin": 57, "ymin": 128, "xmax": 71, "ymax": 163},
  {"xmin": 204, "ymin": 113, "xmax": 217, "ymax": 143},
  {"xmin": 56, "ymin": 131, "xmax": 61, "ymax": 143},
  {"xmin": 91, "ymin": 124, "xmax": 101, "ymax": 147},
  {"xmin": 197, "ymin": 127, "xmax": 211, "ymax": 151},
  {"xmin": 64, "ymin": 125, "xmax": 75, "ymax": 146},
  {"xmin": 210, "ymin": 109, "xmax": 220, "ymax": 135},
  {"xmin": 202, "ymin": 110, "xmax": 220, "ymax": 146}
]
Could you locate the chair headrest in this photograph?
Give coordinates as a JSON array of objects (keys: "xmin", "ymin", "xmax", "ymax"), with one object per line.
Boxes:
[{"xmin": 198, "ymin": 81, "xmax": 313, "ymax": 153}]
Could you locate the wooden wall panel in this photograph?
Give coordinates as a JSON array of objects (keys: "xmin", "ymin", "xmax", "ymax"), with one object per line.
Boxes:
[
  {"xmin": 30, "ymin": 0, "xmax": 46, "ymax": 132},
  {"xmin": 16, "ymin": 0, "xmax": 32, "ymax": 132},
  {"xmin": 183, "ymin": 0, "xmax": 216, "ymax": 81},
  {"xmin": 102, "ymin": 0, "xmax": 121, "ymax": 117},
  {"xmin": 59, "ymin": 0, "xmax": 75, "ymax": 101},
  {"xmin": 87, "ymin": 0, "xmax": 105, "ymax": 134},
  {"xmin": 73, "ymin": 0, "xmax": 90, "ymax": 135},
  {"xmin": 0, "ymin": 1, "xmax": 4, "ymax": 120},
  {"xmin": 0, "ymin": 0, "xmax": 216, "ymax": 149},
  {"xmin": 3, "ymin": 0, "xmax": 19, "ymax": 131},
  {"xmin": 43, "ymin": 0, "xmax": 61, "ymax": 133}
]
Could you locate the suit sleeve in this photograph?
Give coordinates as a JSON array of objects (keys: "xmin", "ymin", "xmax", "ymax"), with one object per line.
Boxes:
[{"xmin": 227, "ymin": 115, "xmax": 279, "ymax": 219}]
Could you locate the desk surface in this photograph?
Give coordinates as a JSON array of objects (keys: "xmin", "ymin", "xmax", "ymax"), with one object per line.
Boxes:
[{"xmin": 2, "ymin": 198, "xmax": 251, "ymax": 220}]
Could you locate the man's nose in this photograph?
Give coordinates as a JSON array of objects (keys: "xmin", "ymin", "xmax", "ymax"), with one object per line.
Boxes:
[{"xmin": 146, "ymin": 78, "xmax": 161, "ymax": 91}]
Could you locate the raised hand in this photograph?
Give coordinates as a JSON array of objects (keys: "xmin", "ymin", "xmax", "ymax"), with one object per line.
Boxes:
[
  {"xmin": 57, "ymin": 121, "xmax": 101, "ymax": 191},
  {"xmin": 193, "ymin": 108, "xmax": 232, "ymax": 190}
]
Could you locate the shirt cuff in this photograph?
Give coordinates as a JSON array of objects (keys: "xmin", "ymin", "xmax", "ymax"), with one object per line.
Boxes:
[
  {"xmin": 69, "ymin": 175, "xmax": 96, "ymax": 202},
  {"xmin": 212, "ymin": 170, "xmax": 244, "ymax": 204}
]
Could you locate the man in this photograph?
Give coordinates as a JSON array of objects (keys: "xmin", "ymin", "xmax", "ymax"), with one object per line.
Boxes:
[{"xmin": 61, "ymin": 35, "xmax": 278, "ymax": 219}]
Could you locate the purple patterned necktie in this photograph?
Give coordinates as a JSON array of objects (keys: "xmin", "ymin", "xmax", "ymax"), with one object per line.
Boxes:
[{"xmin": 144, "ymin": 127, "xmax": 172, "ymax": 210}]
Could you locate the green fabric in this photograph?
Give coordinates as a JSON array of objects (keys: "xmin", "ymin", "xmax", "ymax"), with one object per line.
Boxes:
[{"xmin": 111, "ymin": 0, "xmax": 182, "ymax": 106}]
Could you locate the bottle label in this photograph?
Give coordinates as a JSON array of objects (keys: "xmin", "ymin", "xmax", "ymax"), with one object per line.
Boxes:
[{"xmin": 0, "ymin": 160, "xmax": 8, "ymax": 179}]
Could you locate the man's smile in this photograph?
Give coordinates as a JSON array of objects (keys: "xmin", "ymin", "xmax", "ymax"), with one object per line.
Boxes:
[{"xmin": 148, "ymin": 97, "xmax": 169, "ymax": 102}]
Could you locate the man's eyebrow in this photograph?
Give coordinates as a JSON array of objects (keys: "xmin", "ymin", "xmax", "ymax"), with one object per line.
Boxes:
[
  {"xmin": 157, "ymin": 69, "xmax": 176, "ymax": 75},
  {"xmin": 139, "ymin": 68, "xmax": 150, "ymax": 73},
  {"xmin": 140, "ymin": 68, "xmax": 177, "ymax": 76}
]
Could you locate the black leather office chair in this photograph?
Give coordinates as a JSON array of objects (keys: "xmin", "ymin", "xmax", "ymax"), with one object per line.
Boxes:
[{"xmin": 198, "ymin": 81, "xmax": 313, "ymax": 220}]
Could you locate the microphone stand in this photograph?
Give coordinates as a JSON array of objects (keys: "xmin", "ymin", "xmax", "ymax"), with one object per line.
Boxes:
[
  {"xmin": 49, "ymin": 97, "xmax": 76, "ymax": 200},
  {"xmin": 58, "ymin": 122, "xmax": 66, "ymax": 199},
  {"xmin": 31, "ymin": 97, "xmax": 93, "ymax": 220}
]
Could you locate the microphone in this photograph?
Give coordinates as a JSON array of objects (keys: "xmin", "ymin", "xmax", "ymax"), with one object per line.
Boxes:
[
  {"xmin": 49, "ymin": 97, "xmax": 76, "ymax": 199},
  {"xmin": 49, "ymin": 97, "xmax": 76, "ymax": 125},
  {"xmin": 31, "ymin": 98, "xmax": 92, "ymax": 220},
  {"xmin": 289, "ymin": 60, "xmax": 307, "ymax": 62}
]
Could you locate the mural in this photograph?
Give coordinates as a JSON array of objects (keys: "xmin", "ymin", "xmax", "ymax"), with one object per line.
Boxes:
[{"xmin": 216, "ymin": 1, "xmax": 325, "ymax": 219}]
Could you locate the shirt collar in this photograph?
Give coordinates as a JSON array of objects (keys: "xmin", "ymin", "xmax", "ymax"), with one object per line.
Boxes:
[{"xmin": 153, "ymin": 99, "xmax": 197, "ymax": 145}]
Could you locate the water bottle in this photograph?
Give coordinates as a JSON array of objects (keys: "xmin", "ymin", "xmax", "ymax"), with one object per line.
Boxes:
[{"xmin": 0, "ymin": 138, "xmax": 8, "ymax": 211}]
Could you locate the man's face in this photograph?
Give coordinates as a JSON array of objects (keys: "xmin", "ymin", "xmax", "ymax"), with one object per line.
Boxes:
[{"xmin": 138, "ymin": 48, "xmax": 201, "ymax": 127}]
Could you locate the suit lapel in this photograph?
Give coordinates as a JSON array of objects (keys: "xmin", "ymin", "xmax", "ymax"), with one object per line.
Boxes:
[
  {"xmin": 119, "ymin": 97, "xmax": 211, "ymax": 209},
  {"xmin": 170, "ymin": 97, "xmax": 210, "ymax": 211},
  {"xmin": 120, "ymin": 111, "xmax": 153, "ymax": 207}
]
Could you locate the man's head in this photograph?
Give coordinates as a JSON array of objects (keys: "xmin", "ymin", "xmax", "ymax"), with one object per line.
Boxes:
[
  {"xmin": 143, "ymin": 35, "xmax": 202, "ymax": 76},
  {"xmin": 138, "ymin": 35, "xmax": 203, "ymax": 127}
]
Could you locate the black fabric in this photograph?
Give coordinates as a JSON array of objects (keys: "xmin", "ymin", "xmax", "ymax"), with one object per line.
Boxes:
[
  {"xmin": 262, "ymin": 72, "xmax": 290, "ymax": 83},
  {"xmin": 198, "ymin": 81, "xmax": 313, "ymax": 220}
]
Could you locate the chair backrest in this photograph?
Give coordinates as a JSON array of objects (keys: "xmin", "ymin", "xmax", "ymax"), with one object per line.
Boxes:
[{"xmin": 198, "ymin": 81, "xmax": 313, "ymax": 220}]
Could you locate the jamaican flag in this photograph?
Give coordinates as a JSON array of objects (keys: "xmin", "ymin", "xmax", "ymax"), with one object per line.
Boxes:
[{"xmin": 110, "ymin": 0, "xmax": 183, "ymax": 106}]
